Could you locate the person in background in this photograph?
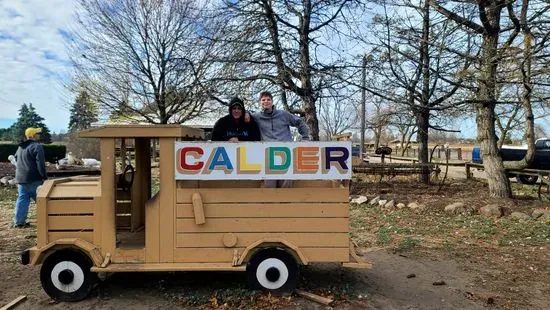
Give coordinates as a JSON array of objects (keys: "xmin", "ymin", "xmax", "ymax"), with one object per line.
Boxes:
[
  {"xmin": 13, "ymin": 127, "xmax": 48, "ymax": 228},
  {"xmin": 211, "ymin": 97, "xmax": 262, "ymax": 142},
  {"xmin": 249, "ymin": 91, "xmax": 310, "ymax": 188}
]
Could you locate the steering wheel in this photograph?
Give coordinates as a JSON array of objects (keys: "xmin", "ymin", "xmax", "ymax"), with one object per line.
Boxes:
[{"xmin": 118, "ymin": 164, "xmax": 135, "ymax": 191}]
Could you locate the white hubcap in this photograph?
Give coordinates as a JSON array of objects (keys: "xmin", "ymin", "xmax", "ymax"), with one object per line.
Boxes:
[
  {"xmin": 256, "ymin": 258, "xmax": 289, "ymax": 290},
  {"xmin": 51, "ymin": 261, "xmax": 85, "ymax": 293}
]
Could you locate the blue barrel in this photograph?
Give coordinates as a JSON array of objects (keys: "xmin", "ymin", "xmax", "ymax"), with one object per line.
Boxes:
[{"xmin": 472, "ymin": 147, "xmax": 482, "ymax": 163}]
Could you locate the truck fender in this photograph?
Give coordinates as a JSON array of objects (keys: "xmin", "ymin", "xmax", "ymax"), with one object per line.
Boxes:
[
  {"xmin": 26, "ymin": 238, "xmax": 103, "ymax": 267},
  {"xmin": 236, "ymin": 238, "xmax": 308, "ymax": 266}
]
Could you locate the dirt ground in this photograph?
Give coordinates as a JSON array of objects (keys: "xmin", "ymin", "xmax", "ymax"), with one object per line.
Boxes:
[{"xmin": 1, "ymin": 178, "xmax": 549, "ymax": 309}]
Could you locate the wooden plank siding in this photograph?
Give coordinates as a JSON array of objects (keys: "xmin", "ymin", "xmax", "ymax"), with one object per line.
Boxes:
[
  {"xmin": 177, "ymin": 180, "xmax": 343, "ymax": 189},
  {"xmin": 176, "ymin": 188, "xmax": 348, "ymax": 204},
  {"xmin": 176, "ymin": 203, "xmax": 348, "ymax": 218},
  {"xmin": 174, "ymin": 187, "xmax": 349, "ymax": 263},
  {"xmin": 49, "ymin": 186, "xmax": 100, "ymax": 198},
  {"xmin": 48, "ymin": 215, "xmax": 94, "ymax": 230},
  {"xmin": 48, "ymin": 231, "xmax": 93, "ymax": 243},
  {"xmin": 176, "ymin": 218, "xmax": 349, "ymax": 233},
  {"xmin": 44, "ymin": 179, "xmax": 100, "ymax": 245},
  {"xmin": 47, "ymin": 200, "xmax": 94, "ymax": 215},
  {"xmin": 176, "ymin": 233, "xmax": 349, "ymax": 248},
  {"xmin": 173, "ymin": 247, "xmax": 349, "ymax": 263}
]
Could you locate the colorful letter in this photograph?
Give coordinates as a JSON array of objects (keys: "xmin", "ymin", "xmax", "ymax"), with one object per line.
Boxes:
[
  {"xmin": 265, "ymin": 147, "xmax": 291, "ymax": 174},
  {"xmin": 322, "ymin": 147, "xmax": 349, "ymax": 174},
  {"xmin": 204, "ymin": 147, "xmax": 233, "ymax": 174},
  {"xmin": 177, "ymin": 147, "xmax": 204, "ymax": 174},
  {"xmin": 293, "ymin": 147, "xmax": 319, "ymax": 174},
  {"xmin": 237, "ymin": 147, "xmax": 262, "ymax": 174}
]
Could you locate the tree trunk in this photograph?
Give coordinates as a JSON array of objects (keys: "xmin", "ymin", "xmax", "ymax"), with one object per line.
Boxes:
[
  {"xmin": 506, "ymin": 11, "xmax": 535, "ymax": 169},
  {"xmin": 298, "ymin": 2, "xmax": 319, "ymax": 141},
  {"xmin": 417, "ymin": 0, "xmax": 431, "ymax": 184},
  {"xmin": 302, "ymin": 94, "xmax": 319, "ymax": 140},
  {"xmin": 374, "ymin": 127, "xmax": 381, "ymax": 150},
  {"xmin": 416, "ymin": 109, "xmax": 430, "ymax": 184},
  {"xmin": 476, "ymin": 3, "xmax": 511, "ymax": 198}
]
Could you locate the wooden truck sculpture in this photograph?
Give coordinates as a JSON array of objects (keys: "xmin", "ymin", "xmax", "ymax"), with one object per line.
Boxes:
[{"xmin": 21, "ymin": 125, "xmax": 371, "ymax": 301}]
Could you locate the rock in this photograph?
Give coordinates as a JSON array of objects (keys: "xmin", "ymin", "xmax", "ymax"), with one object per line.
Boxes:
[
  {"xmin": 7, "ymin": 178, "xmax": 17, "ymax": 186},
  {"xmin": 384, "ymin": 200, "xmax": 395, "ymax": 209},
  {"xmin": 432, "ymin": 280, "xmax": 446, "ymax": 286},
  {"xmin": 407, "ymin": 202, "xmax": 426, "ymax": 212},
  {"xmin": 396, "ymin": 203, "xmax": 406, "ymax": 209},
  {"xmin": 532, "ymin": 209, "xmax": 550, "ymax": 219},
  {"xmin": 479, "ymin": 204, "xmax": 506, "ymax": 218},
  {"xmin": 406, "ymin": 274, "xmax": 416, "ymax": 278},
  {"xmin": 378, "ymin": 200, "xmax": 388, "ymax": 207},
  {"xmin": 0, "ymin": 176, "xmax": 12, "ymax": 186},
  {"xmin": 511, "ymin": 212, "xmax": 531, "ymax": 220},
  {"xmin": 444, "ymin": 202, "xmax": 464, "ymax": 213},
  {"xmin": 351, "ymin": 196, "xmax": 368, "ymax": 205},
  {"xmin": 369, "ymin": 196, "xmax": 380, "ymax": 206},
  {"xmin": 445, "ymin": 202, "xmax": 475, "ymax": 215}
]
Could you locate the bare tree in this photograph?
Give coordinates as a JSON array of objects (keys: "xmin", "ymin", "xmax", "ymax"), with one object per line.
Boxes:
[
  {"xmin": 366, "ymin": 98, "xmax": 394, "ymax": 149},
  {"xmin": 429, "ymin": 0, "xmax": 550, "ymax": 197},
  {"xmin": 71, "ymin": 0, "xmax": 218, "ymax": 124},
  {"xmin": 209, "ymin": 0, "xmax": 361, "ymax": 140},
  {"xmin": 353, "ymin": 0, "xmax": 473, "ymax": 183},
  {"xmin": 390, "ymin": 109, "xmax": 417, "ymax": 156},
  {"xmin": 318, "ymin": 84, "xmax": 358, "ymax": 140}
]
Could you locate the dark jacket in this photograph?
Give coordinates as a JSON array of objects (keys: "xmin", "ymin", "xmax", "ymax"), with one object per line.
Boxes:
[
  {"xmin": 15, "ymin": 140, "xmax": 48, "ymax": 184},
  {"xmin": 211, "ymin": 114, "xmax": 261, "ymax": 142}
]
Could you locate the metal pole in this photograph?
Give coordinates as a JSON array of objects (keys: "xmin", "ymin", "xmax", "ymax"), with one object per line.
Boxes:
[{"xmin": 360, "ymin": 55, "xmax": 367, "ymax": 161}]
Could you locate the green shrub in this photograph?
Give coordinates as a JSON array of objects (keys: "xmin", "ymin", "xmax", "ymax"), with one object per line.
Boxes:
[
  {"xmin": 0, "ymin": 144, "xmax": 18, "ymax": 162},
  {"xmin": 44, "ymin": 144, "xmax": 66, "ymax": 163},
  {"xmin": 0, "ymin": 143, "xmax": 66, "ymax": 163}
]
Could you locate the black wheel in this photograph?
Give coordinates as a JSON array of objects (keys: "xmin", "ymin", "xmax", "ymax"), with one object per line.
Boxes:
[
  {"xmin": 40, "ymin": 250, "xmax": 98, "ymax": 302},
  {"xmin": 247, "ymin": 248, "xmax": 298, "ymax": 294},
  {"xmin": 517, "ymin": 174, "xmax": 538, "ymax": 185}
]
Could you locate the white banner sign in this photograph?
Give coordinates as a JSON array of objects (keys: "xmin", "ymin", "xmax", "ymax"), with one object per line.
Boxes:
[{"xmin": 174, "ymin": 142, "xmax": 351, "ymax": 180}]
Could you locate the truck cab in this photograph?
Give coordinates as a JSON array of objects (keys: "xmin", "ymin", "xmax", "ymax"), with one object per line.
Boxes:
[
  {"xmin": 21, "ymin": 125, "xmax": 370, "ymax": 301},
  {"xmin": 471, "ymin": 138, "xmax": 550, "ymax": 184}
]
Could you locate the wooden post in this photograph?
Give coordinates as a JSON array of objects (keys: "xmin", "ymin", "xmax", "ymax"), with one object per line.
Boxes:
[
  {"xmin": 466, "ymin": 163, "xmax": 472, "ymax": 179},
  {"xmin": 100, "ymin": 138, "xmax": 116, "ymax": 254},
  {"xmin": 159, "ymin": 138, "xmax": 175, "ymax": 262},
  {"xmin": 131, "ymin": 138, "xmax": 150, "ymax": 231},
  {"xmin": 458, "ymin": 148, "xmax": 462, "ymax": 160}
]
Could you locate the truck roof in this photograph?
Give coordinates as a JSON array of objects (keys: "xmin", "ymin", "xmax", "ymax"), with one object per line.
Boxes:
[{"xmin": 78, "ymin": 124, "xmax": 204, "ymax": 139}]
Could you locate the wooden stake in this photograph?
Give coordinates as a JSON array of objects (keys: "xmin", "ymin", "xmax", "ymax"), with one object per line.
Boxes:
[
  {"xmin": 1, "ymin": 295, "xmax": 27, "ymax": 310},
  {"xmin": 295, "ymin": 290, "xmax": 333, "ymax": 306}
]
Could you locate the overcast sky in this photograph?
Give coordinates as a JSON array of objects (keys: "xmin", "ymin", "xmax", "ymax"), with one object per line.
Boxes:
[{"xmin": 0, "ymin": 0, "xmax": 76, "ymax": 133}]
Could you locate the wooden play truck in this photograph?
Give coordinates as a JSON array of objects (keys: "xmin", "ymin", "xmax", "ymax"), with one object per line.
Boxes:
[{"xmin": 21, "ymin": 125, "xmax": 371, "ymax": 302}]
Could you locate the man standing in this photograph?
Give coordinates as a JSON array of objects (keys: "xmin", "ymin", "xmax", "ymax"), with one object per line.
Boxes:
[
  {"xmin": 252, "ymin": 91, "xmax": 310, "ymax": 142},
  {"xmin": 251, "ymin": 91, "xmax": 310, "ymax": 188},
  {"xmin": 13, "ymin": 127, "xmax": 48, "ymax": 228},
  {"xmin": 211, "ymin": 97, "xmax": 261, "ymax": 142}
]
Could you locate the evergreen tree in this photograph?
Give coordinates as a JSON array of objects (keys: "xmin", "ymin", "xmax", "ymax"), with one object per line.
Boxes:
[
  {"xmin": 68, "ymin": 89, "xmax": 98, "ymax": 132},
  {"xmin": 10, "ymin": 103, "xmax": 52, "ymax": 144}
]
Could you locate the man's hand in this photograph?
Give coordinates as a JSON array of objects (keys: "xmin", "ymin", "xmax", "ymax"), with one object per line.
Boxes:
[
  {"xmin": 244, "ymin": 112, "xmax": 251, "ymax": 123},
  {"xmin": 228, "ymin": 137, "xmax": 239, "ymax": 142}
]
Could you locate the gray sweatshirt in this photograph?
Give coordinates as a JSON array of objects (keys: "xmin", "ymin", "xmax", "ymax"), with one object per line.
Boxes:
[
  {"xmin": 252, "ymin": 106, "xmax": 310, "ymax": 142},
  {"xmin": 15, "ymin": 140, "xmax": 48, "ymax": 184}
]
